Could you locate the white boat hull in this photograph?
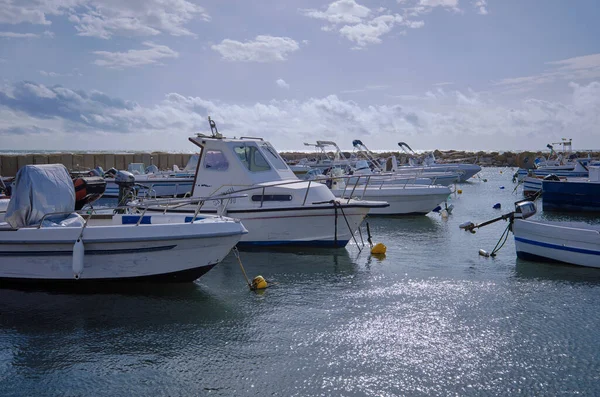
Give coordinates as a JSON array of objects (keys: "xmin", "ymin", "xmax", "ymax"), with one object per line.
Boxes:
[
  {"xmin": 0, "ymin": 214, "xmax": 246, "ymax": 283},
  {"xmin": 513, "ymin": 218, "xmax": 600, "ymax": 268},
  {"xmin": 332, "ymin": 185, "xmax": 450, "ymax": 215},
  {"xmin": 149, "ymin": 201, "xmax": 377, "ymax": 247}
]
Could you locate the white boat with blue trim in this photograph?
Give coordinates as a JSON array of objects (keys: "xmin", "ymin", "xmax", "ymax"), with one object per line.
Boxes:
[
  {"xmin": 463, "ymin": 201, "xmax": 600, "ymax": 269},
  {"xmin": 0, "ymin": 164, "xmax": 247, "ymax": 285},
  {"xmin": 513, "ymin": 216, "xmax": 600, "ymax": 269},
  {"xmin": 138, "ymin": 118, "xmax": 388, "ymax": 248}
]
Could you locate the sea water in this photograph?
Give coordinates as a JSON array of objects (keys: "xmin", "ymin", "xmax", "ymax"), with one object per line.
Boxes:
[{"xmin": 1, "ymin": 168, "xmax": 599, "ymax": 396}]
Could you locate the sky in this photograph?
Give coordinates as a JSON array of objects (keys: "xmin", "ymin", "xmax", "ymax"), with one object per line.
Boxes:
[{"xmin": 0, "ymin": 0, "xmax": 599, "ymax": 153}]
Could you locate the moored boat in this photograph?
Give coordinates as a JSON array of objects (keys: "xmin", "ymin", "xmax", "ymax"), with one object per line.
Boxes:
[
  {"xmin": 103, "ymin": 156, "xmax": 198, "ymax": 198},
  {"xmin": 462, "ymin": 201, "xmax": 600, "ymax": 269},
  {"xmin": 136, "ymin": 118, "xmax": 389, "ymax": 248},
  {"xmin": 0, "ymin": 164, "xmax": 247, "ymax": 285},
  {"xmin": 542, "ymin": 166, "xmax": 600, "ymax": 213}
]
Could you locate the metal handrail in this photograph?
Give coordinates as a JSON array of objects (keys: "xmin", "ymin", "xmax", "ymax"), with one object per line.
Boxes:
[{"xmin": 33, "ymin": 194, "xmax": 247, "ymax": 229}]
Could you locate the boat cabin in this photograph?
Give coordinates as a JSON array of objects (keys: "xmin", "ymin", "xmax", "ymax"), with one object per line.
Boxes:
[{"xmin": 188, "ymin": 135, "xmax": 299, "ymax": 197}]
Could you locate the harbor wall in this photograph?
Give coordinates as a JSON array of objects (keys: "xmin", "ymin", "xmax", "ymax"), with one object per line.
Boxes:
[{"xmin": 0, "ymin": 153, "xmax": 194, "ymax": 177}]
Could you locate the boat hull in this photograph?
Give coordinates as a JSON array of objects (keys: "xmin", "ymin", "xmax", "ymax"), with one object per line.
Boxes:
[
  {"xmin": 148, "ymin": 202, "xmax": 379, "ymax": 248},
  {"xmin": 332, "ymin": 186, "xmax": 450, "ymax": 215},
  {"xmin": 512, "ymin": 218, "xmax": 600, "ymax": 268},
  {"xmin": 0, "ymin": 217, "xmax": 245, "ymax": 282},
  {"xmin": 542, "ymin": 180, "xmax": 600, "ymax": 213}
]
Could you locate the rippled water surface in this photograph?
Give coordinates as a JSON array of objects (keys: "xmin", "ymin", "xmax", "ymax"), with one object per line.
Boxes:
[{"xmin": 2, "ymin": 168, "xmax": 600, "ymax": 396}]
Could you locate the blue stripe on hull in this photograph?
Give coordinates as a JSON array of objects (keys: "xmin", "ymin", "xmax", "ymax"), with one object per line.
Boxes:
[
  {"xmin": 0, "ymin": 244, "xmax": 177, "ymax": 257},
  {"xmin": 515, "ymin": 237, "xmax": 600, "ymax": 256}
]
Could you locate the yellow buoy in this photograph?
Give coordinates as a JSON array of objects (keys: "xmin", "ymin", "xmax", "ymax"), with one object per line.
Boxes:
[
  {"xmin": 457, "ymin": 189, "xmax": 463, "ymax": 194},
  {"xmin": 371, "ymin": 243, "xmax": 387, "ymax": 255},
  {"xmin": 252, "ymin": 275, "xmax": 268, "ymax": 290}
]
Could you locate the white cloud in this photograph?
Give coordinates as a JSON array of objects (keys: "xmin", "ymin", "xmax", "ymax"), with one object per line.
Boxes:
[
  {"xmin": 23, "ymin": 82, "xmax": 57, "ymax": 98},
  {"xmin": 0, "ymin": 31, "xmax": 40, "ymax": 38},
  {"xmin": 0, "ymin": 0, "xmax": 208, "ymax": 39},
  {"xmin": 301, "ymin": 0, "xmax": 371, "ymax": 25},
  {"xmin": 419, "ymin": 0, "xmax": 458, "ymax": 7},
  {"xmin": 3, "ymin": 80, "xmax": 600, "ymax": 151},
  {"xmin": 341, "ymin": 84, "xmax": 390, "ymax": 94},
  {"xmin": 474, "ymin": 0, "xmax": 488, "ymax": 15},
  {"xmin": 40, "ymin": 69, "xmax": 82, "ymax": 77},
  {"xmin": 303, "ymin": 0, "xmax": 426, "ymax": 47},
  {"xmin": 211, "ymin": 35, "xmax": 300, "ymax": 62},
  {"xmin": 339, "ymin": 14, "xmax": 404, "ymax": 47},
  {"xmin": 495, "ymin": 53, "xmax": 600, "ymax": 90},
  {"xmin": 92, "ymin": 42, "xmax": 179, "ymax": 69},
  {"xmin": 0, "ymin": 0, "xmax": 64, "ymax": 25},
  {"xmin": 276, "ymin": 79, "xmax": 290, "ymax": 89}
]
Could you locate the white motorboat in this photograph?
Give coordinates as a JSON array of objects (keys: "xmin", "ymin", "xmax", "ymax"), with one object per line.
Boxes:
[
  {"xmin": 327, "ymin": 168, "xmax": 451, "ymax": 215},
  {"xmin": 351, "ymin": 140, "xmax": 464, "ymax": 185},
  {"xmin": 137, "ymin": 118, "xmax": 389, "ymax": 248},
  {"xmin": 513, "ymin": 215, "xmax": 600, "ymax": 268},
  {"xmin": 103, "ymin": 155, "xmax": 198, "ymax": 198},
  {"xmin": 331, "ymin": 183, "xmax": 451, "ymax": 215},
  {"xmin": 295, "ymin": 141, "xmax": 353, "ymax": 172},
  {"xmin": 463, "ymin": 201, "xmax": 600, "ymax": 269},
  {"xmin": 0, "ymin": 164, "xmax": 247, "ymax": 285}
]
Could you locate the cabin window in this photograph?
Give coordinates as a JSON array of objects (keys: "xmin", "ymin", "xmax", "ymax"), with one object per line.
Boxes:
[
  {"xmin": 259, "ymin": 142, "xmax": 289, "ymax": 170},
  {"xmin": 204, "ymin": 150, "xmax": 229, "ymax": 171},
  {"xmin": 251, "ymin": 194, "xmax": 293, "ymax": 202},
  {"xmin": 233, "ymin": 146, "xmax": 271, "ymax": 172}
]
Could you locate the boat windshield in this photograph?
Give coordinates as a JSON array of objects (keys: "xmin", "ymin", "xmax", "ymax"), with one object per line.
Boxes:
[
  {"xmin": 259, "ymin": 142, "xmax": 289, "ymax": 170},
  {"xmin": 204, "ymin": 150, "xmax": 229, "ymax": 171},
  {"xmin": 183, "ymin": 155, "xmax": 199, "ymax": 172},
  {"xmin": 128, "ymin": 163, "xmax": 146, "ymax": 175},
  {"xmin": 233, "ymin": 145, "xmax": 271, "ymax": 172}
]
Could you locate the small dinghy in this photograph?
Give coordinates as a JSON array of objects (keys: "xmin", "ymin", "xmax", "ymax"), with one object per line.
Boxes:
[
  {"xmin": 462, "ymin": 201, "xmax": 600, "ymax": 268},
  {"xmin": 0, "ymin": 164, "xmax": 247, "ymax": 285}
]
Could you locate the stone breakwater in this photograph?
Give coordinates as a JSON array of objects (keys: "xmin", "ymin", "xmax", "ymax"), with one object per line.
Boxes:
[
  {"xmin": 280, "ymin": 150, "xmax": 600, "ymax": 169},
  {"xmin": 0, "ymin": 152, "xmax": 194, "ymax": 177},
  {"xmin": 1, "ymin": 150, "xmax": 599, "ymax": 177}
]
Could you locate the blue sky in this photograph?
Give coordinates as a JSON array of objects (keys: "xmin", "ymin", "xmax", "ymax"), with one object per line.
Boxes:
[{"xmin": 0, "ymin": 0, "xmax": 599, "ymax": 152}]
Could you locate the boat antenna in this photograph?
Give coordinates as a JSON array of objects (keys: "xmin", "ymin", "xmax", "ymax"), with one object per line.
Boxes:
[{"xmin": 208, "ymin": 116, "xmax": 222, "ymax": 138}]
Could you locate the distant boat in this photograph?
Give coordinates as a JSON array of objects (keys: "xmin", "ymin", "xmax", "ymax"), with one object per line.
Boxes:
[
  {"xmin": 395, "ymin": 141, "xmax": 481, "ymax": 182},
  {"xmin": 351, "ymin": 140, "xmax": 464, "ymax": 185},
  {"xmin": 520, "ymin": 160, "xmax": 590, "ymax": 196},
  {"xmin": 103, "ymin": 155, "xmax": 198, "ymax": 198},
  {"xmin": 542, "ymin": 166, "xmax": 600, "ymax": 213}
]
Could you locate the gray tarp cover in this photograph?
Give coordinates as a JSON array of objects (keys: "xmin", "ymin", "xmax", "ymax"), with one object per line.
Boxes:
[{"xmin": 5, "ymin": 164, "xmax": 75, "ymax": 228}]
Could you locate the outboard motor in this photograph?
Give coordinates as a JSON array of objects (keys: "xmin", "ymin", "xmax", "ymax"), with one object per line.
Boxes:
[
  {"xmin": 115, "ymin": 170, "xmax": 135, "ymax": 205},
  {"xmin": 105, "ymin": 167, "xmax": 118, "ymax": 177},
  {"xmin": 514, "ymin": 201, "xmax": 537, "ymax": 219}
]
